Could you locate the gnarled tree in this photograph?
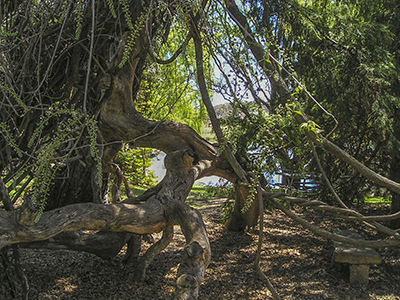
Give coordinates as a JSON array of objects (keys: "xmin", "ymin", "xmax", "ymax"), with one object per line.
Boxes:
[{"xmin": 1, "ymin": 0, "xmax": 399, "ymax": 299}]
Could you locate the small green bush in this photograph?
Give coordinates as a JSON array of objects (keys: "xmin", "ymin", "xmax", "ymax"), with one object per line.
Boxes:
[
  {"xmin": 196, "ymin": 183, "xmax": 235, "ymax": 201},
  {"xmin": 220, "ymin": 199, "xmax": 234, "ymax": 224},
  {"xmin": 115, "ymin": 146, "xmax": 156, "ymax": 186}
]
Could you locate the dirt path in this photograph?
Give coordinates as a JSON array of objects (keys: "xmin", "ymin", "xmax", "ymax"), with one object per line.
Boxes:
[{"xmin": 20, "ymin": 199, "xmax": 400, "ymax": 299}]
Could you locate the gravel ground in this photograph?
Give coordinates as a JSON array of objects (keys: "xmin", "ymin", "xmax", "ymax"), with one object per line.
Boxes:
[{"xmin": 20, "ymin": 199, "xmax": 400, "ymax": 299}]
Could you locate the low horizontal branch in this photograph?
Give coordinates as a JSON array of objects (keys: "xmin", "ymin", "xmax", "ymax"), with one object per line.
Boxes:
[
  {"xmin": 340, "ymin": 211, "xmax": 400, "ymax": 222},
  {"xmin": 0, "ymin": 198, "xmax": 167, "ymax": 249},
  {"xmin": 18, "ymin": 231, "xmax": 132, "ymax": 259}
]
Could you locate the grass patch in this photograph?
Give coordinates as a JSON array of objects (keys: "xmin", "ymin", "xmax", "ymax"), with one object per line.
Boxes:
[
  {"xmin": 190, "ymin": 184, "xmax": 207, "ymax": 196},
  {"xmin": 201, "ymin": 126, "xmax": 217, "ymax": 143},
  {"xmin": 186, "ymin": 198, "xmax": 207, "ymax": 209},
  {"xmin": 125, "ymin": 185, "xmax": 149, "ymax": 197},
  {"xmin": 190, "ymin": 183, "xmax": 234, "ymax": 201},
  {"xmin": 132, "ymin": 185, "xmax": 148, "ymax": 195}
]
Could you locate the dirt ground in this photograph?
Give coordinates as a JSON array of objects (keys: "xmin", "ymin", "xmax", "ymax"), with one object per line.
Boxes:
[{"xmin": 20, "ymin": 198, "xmax": 400, "ymax": 300}]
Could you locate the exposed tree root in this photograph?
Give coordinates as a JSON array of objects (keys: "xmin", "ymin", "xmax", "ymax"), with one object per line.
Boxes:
[
  {"xmin": 123, "ymin": 234, "xmax": 143, "ymax": 264},
  {"xmin": 133, "ymin": 226, "xmax": 174, "ymax": 282}
]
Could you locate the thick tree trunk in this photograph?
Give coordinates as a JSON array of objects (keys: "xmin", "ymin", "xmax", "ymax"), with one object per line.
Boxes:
[
  {"xmin": 46, "ymin": 153, "xmax": 105, "ymax": 210},
  {"xmin": 96, "ymin": 32, "xmax": 257, "ymax": 231},
  {"xmin": 0, "ymin": 149, "xmax": 211, "ymax": 298},
  {"xmin": 225, "ymin": 183, "xmax": 259, "ymax": 231},
  {"xmin": 0, "ymin": 178, "xmax": 28, "ymax": 299}
]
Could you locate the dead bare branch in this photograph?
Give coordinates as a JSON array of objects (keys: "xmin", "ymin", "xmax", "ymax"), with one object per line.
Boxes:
[
  {"xmin": 265, "ymin": 194, "xmax": 400, "ymax": 248},
  {"xmin": 264, "ymin": 191, "xmax": 400, "ymax": 242}
]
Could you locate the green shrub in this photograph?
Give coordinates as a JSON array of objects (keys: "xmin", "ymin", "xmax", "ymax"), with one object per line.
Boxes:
[
  {"xmin": 115, "ymin": 146, "xmax": 156, "ymax": 186},
  {"xmin": 220, "ymin": 199, "xmax": 234, "ymax": 224},
  {"xmin": 196, "ymin": 183, "xmax": 235, "ymax": 201},
  {"xmin": 195, "ymin": 183, "xmax": 235, "ymax": 223}
]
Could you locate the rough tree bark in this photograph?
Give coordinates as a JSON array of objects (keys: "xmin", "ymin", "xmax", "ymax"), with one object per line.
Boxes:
[
  {"xmin": 18, "ymin": 231, "xmax": 132, "ymax": 259},
  {"xmin": 0, "ymin": 149, "xmax": 211, "ymax": 299},
  {"xmin": 0, "ymin": 2, "xmax": 256, "ymax": 293},
  {"xmin": 0, "ymin": 177, "xmax": 29, "ymax": 299},
  {"xmin": 0, "ymin": 4, "xmax": 224, "ymax": 296}
]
